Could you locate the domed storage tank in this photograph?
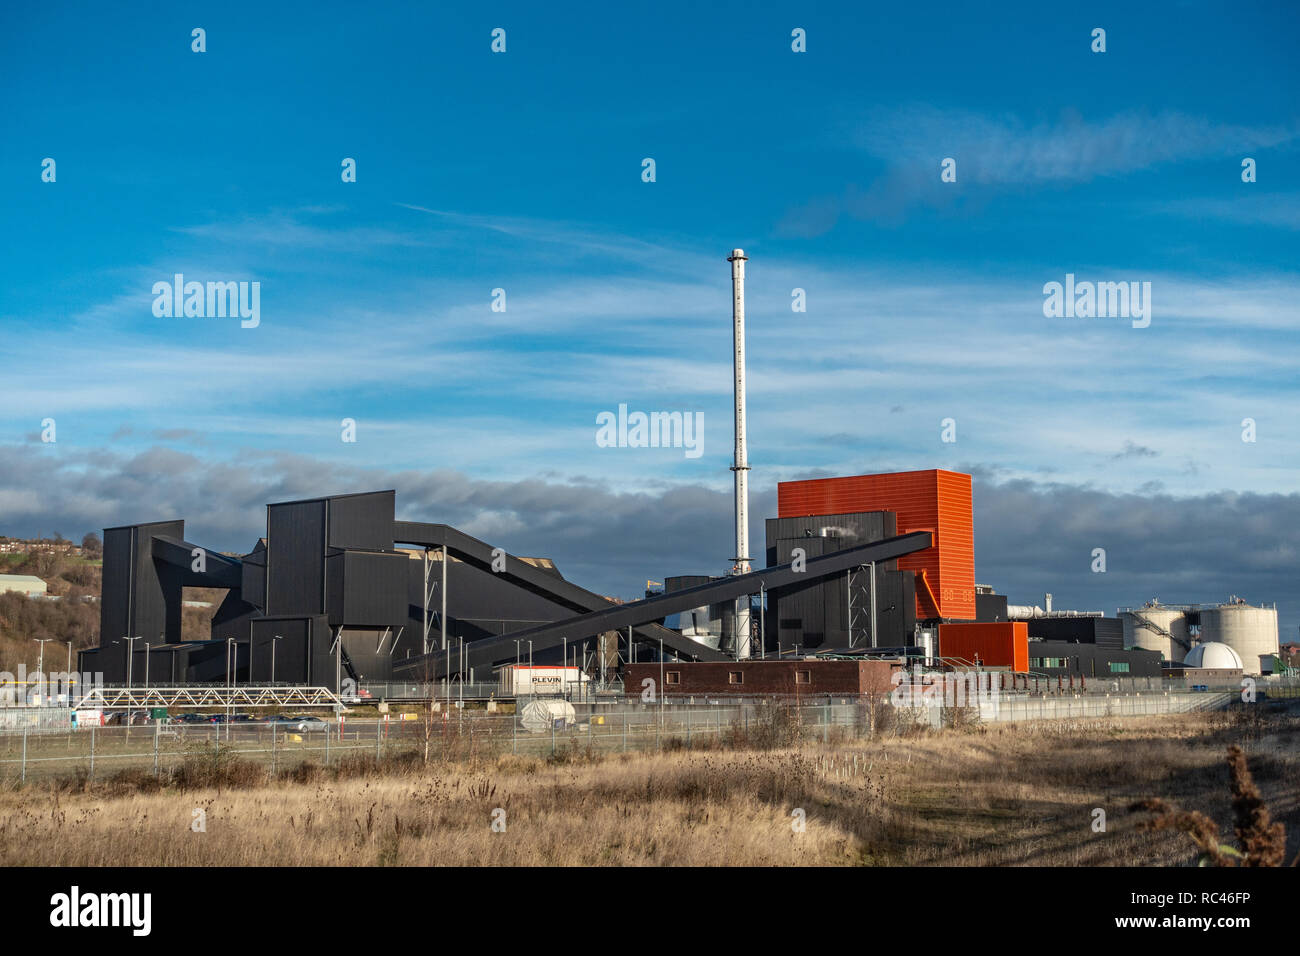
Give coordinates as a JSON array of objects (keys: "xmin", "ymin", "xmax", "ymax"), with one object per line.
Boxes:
[
  {"xmin": 1121, "ymin": 606, "xmax": 1189, "ymax": 662},
  {"xmin": 1198, "ymin": 600, "xmax": 1278, "ymax": 675},
  {"xmin": 1183, "ymin": 642, "xmax": 1244, "ymax": 670}
]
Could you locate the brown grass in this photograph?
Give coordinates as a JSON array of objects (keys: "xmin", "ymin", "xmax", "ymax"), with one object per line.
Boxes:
[{"xmin": 1, "ymin": 710, "xmax": 1295, "ymax": 866}]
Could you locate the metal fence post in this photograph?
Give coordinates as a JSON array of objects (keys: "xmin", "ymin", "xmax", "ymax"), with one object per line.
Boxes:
[
  {"xmin": 686, "ymin": 707, "xmax": 691, "ymax": 748},
  {"xmin": 271, "ymin": 725, "xmax": 277, "ymax": 775},
  {"xmin": 89, "ymin": 725, "xmax": 95, "ymax": 780},
  {"xmin": 153, "ymin": 720, "xmax": 160, "ymax": 778},
  {"xmin": 21, "ymin": 727, "xmax": 27, "ymax": 784},
  {"xmin": 622, "ymin": 708, "xmax": 627, "ymax": 752},
  {"xmin": 824, "ymin": 696, "xmax": 830, "ymax": 745},
  {"xmin": 551, "ymin": 717, "xmax": 556, "ymax": 756},
  {"xmin": 376, "ymin": 719, "xmax": 382, "ymax": 761},
  {"xmin": 325, "ymin": 723, "xmax": 331, "ymax": 764}
]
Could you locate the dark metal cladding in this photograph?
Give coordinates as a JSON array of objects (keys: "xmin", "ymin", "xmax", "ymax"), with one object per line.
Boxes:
[
  {"xmin": 326, "ymin": 491, "xmax": 396, "ymax": 551},
  {"xmin": 249, "ymin": 615, "xmax": 325, "ymax": 684},
  {"xmin": 403, "ymin": 555, "xmax": 575, "ymax": 644},
  {"xmin": 392, "ymin": 521, "xmax": 703, "ymax": 660},
  {"xmin": 401, "ymin": 531, "xmax": 933, "ymax": 680},
  {"xmin": 240, "ymin": 539, "xmax": 267, "ymax": 610},
  {"xmin": 266, "ymin": 499, "xmax": 327, "ymax": 616},
  {"xmin": 975, "ymin": 590, "xmax": 1010, "ymax": 622},
  {"xmin": 1027, "ymin": 639, "xmax": 1163, "ymax": 677},
  {"xmin": 99, "ymin": 519, "xmax": 186, "ymax": 647},
  {"xmin": 327, "ymin": 550, "xmax": 408, "ymax": 628},
  {"xmin": 763, "ymin": 510, "xmax": 912, "ymax": 651},
  {"xmin": 88, "ymin": 492, "xmax": 932, "ymax": 689},
  {"xmin": 1025, "ymin": 616, "xmax": 1124, "ymax": 648}
]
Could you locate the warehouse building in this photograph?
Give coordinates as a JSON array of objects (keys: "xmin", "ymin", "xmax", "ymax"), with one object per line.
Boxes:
[{"xmin": 0, "ymin": 574, "xmax": 48, "ymax": 598}]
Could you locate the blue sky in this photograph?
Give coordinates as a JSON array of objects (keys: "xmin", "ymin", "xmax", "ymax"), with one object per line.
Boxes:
[{"xmin": 2, "ymin": 1, "xmax": 1298, "ymax": 633}]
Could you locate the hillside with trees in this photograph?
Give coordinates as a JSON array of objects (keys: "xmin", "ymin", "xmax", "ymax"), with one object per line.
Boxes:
[{"xmin": 0, "ymin": 543, "xmax": 221, "ymax": 674}]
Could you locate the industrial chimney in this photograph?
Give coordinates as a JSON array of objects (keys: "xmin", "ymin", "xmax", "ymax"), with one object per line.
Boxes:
[{"xmin": 728, "ymin": 249, "xmax": 752, "ymax": 659}]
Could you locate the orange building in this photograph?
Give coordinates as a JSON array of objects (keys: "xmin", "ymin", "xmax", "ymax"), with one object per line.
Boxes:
[
  {"xmin": 777, "ymin": 469, "xmax": 975, "ymax": 620},
  {"xmin": 938, "ymin": 622, "xmax": 1029, "ymax": 671}
]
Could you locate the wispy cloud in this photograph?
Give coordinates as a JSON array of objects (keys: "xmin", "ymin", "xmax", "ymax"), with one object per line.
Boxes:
[{"xmin": 782, "ymin": 107, "xmax": 1300, "ymax": 234}]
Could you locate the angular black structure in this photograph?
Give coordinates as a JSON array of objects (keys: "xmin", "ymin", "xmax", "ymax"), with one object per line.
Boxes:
[
  {"xmin": 763, "ymin": 511, "xmax": 917, "ymax": 652},
  {"xmin": 80, "ymin": 490, "xmax": 730, "ymax": 689}
]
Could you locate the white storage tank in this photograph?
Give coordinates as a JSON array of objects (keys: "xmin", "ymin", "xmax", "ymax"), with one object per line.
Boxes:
[
  {"xmin": 1198, "ymin": 599, "xmax": 1278, "ymax": 675},
  {"xmin": 1121, "ymin": 605, "xmax": 1190, "ymax": 662}
]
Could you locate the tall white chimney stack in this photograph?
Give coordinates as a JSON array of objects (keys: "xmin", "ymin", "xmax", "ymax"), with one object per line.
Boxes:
[{"xmin": 728, "ymin": 249, "xmax": 752, "ymax": 659}]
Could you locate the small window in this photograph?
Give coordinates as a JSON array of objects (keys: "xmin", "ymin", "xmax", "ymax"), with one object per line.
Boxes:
[
  {"xmin": 795, "ymin": 670, "xmax": 811, "ymax": 684},
  {"xmin": 728, "ymin": 671, "xmax": 744, "ymax": 684},
  {"xmin": 665, "ymin": 671, "xmax": 680, "ymax": 685},
  {"xmin": 1108, "ymin": 662, "xmax": 1130, "ymax": 673}
]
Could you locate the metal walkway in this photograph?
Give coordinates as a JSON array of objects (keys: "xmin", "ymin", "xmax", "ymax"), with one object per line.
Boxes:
[{"xmin": 74, "ymin": 686, "xmax": 344, "ymax": 710}]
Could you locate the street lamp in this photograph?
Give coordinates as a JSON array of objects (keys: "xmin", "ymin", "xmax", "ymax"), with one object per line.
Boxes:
[
  {"xmin": 143, "ymin": 641, "xmax": 150, "ymax": 689},
  {"xmin": 33, "ymin": 639, "xmax": 52, "ymax": 704},
  {"xmin": 123, "ymin": 636, "xmax": 141, "ymax": 690},
  {"xmin": 271, "ymin": 635, "xmax": 283, "ymax": 684},
  {"xmin": 226, "ymin": 637, "xmax": 237, "ymax": 734}
]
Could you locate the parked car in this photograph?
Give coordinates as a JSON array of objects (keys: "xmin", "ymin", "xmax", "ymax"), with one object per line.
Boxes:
[
  {"xmin": 284, "ymin": 715, "xmax": 327, "ymax": 732},
  {"xmin": 172, "ymin": 713, "xmax": 210, "ymax": 724}
]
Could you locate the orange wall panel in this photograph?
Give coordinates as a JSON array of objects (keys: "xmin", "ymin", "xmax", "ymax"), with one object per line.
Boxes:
[
  {"xmin": 777, "ymin": 469, "xmax": 975, "ymax": 619},
  {"xmin": 938, "ymin": 622, "xmax": 1028, "ymax": 672}
]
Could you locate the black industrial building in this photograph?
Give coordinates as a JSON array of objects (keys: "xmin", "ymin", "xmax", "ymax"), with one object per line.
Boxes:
[
  {"xmin": 1022, "ymin": 616, "xmax": 1124, "ymax": 648},
  {"xmin": 81, "ymin": 490, "xmax": 934, "ymax": 690},
  {"xmin": 763, "ymin": 511, "xmax": 916, "ymax": 651},
  {"xmin": 1027, "ymin": 640, "xmax": 1163, "ymax": 679}
]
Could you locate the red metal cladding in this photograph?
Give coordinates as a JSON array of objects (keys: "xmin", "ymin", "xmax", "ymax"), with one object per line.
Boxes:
[
  {"xmin": 777, "ymin": 469, "xmax": 976, "ymax": 619},
  {"xmin": 938, "ymin": 622, "xmax": 1029, "ymax": 672}
]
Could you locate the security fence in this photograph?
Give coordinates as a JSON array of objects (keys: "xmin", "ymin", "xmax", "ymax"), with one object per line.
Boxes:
[{"xmin": 0, "ymin": 687, "xmax": 1254, "ymax": 785}]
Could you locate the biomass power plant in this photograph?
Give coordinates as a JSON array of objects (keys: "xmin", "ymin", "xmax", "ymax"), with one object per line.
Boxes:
[{"xmin": 75, "ymin": 248, "xmax": 1282, "ymax": 693}]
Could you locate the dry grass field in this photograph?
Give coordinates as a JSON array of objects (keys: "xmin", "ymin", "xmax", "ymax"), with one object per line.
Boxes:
[{"xmin": 0, "ymin": 709, "xmax": 1294, "ymax": 866}]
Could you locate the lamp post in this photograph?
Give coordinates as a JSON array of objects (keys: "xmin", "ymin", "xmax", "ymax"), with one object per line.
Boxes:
[
  {"xmin": 33, "ymin": 639, "xmax": 52, "ymax": 704},
  {"xmin": 271, "ymin": 635, "xmax": 282, "ymax": 685},
  {"xmin": 143, "ymin": 641, "xmax": 150, "ymax": 689},
  {"xmin": 226, "ymin": 637, "xmax": 236, "ymax": 731},
  {"xmin": 123, "ymin": 636, "xmax": 141, "ymax": 690}
]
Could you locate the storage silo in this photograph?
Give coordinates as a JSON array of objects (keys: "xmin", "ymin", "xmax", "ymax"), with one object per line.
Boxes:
[
  {"xmin": 1198, "ymin": 599, "xmax": 1278, "ymax": 675},
  {"xmin": 1120, "ymin": 605, "xmax": 1190, "ymax": 662}
]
